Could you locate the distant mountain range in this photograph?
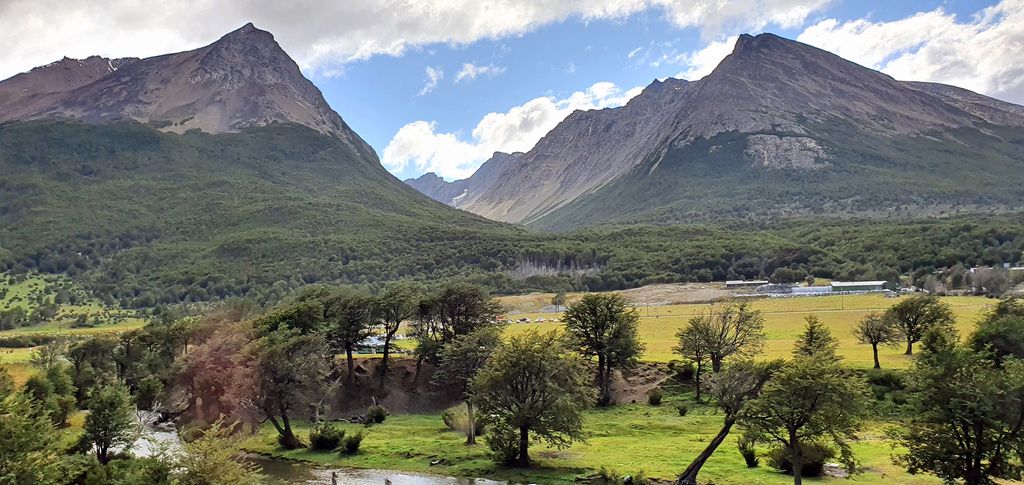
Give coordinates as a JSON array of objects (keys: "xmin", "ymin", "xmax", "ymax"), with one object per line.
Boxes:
[{"xmin": 406, "ymin": 33, "xmax": 1024, "ymax": 229}]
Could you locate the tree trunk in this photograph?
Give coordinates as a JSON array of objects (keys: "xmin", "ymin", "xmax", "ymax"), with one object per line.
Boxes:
[
  {"xmin": 412, "ymin": 354, "xmax": 424, "ymax": 385},
  {"xmin": 872, "ymin": 343, "xmax": 881, "ymax": 369},
  {"xmin": 905, "ymin": 339, "xmax": 914, "ymax": 355},
  {"xmin": 597, "ymin": 354, "xmax": 609, "ymax": 406},
  {"xmin": 379, "ymin": 337, "xmax": 391, "ymax": 390},
  {"xmin": 791, "ymin": 435, "xmax": 802, "ymax": 485},
  {"xmin": 97, "ymin": 444, "xmax": 110, "ymax": 465},
  {"xmin": 677, "ymin": 417, "xmax": 736, "ymax": 485},
  {"xmin": 694, "ymin": 362, "xmax": 703, "ymax": 402},
  {"xmin": 346, "ymin": 347, "xmax": 356, "ymax": 384},
  {"xmin": 465, "ymin": 400, "xmax": 476, "ymax": 445},
  {"xmin": 711, "ymin": 357, "xmax": 722, "ymax": 373},
  {"xmin": 518, "ymin": 425, "xmax": 530, "ymax": 467}
]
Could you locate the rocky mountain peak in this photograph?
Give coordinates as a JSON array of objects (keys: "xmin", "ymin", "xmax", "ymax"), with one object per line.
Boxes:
[{"xmin": 0, "ymin": 23, "xmax": 371, "ymax": 154}]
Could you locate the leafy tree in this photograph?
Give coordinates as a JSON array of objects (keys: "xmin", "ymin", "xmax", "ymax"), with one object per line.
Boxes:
[
  {"xmin": 793, "ymin": 315, "xmax": 839, "ymax": 361},
  {"xmin": 562, "ymin": 294, "xmax": 644, "ymax": 405},
  {"xmin": 894, "ymin": 328, "xmax": 1024, "ymax": 485},
  {"xmin": 174, "ymin": 421, "xmax": 266, "ymax": 485},
  {"xmin": 551, "ymin": 291, "xmax": 567, "ymax": 311},
  {"xmin": 28, "ymin": 338, "xmax": 68, "ymax": 373},
  {"xmin": 230, "ymin": 328, "xmax": 331, "ymax": 449},
  {"xmin": 676, "ymin": 323, "xmax": 710, "ymax": 401},
  {"xmin": 434, "ymin": 327, "xmax": 503, "ymax": 444},
  {"xmin": 677, "ymin": 360, "xmax": 781, "ymax": 485},
  {"xmin": 67, "ymin": 337, "xmax": 118, "ymax": 402},
  {"xmin": 969, "ymin": 297, "xmax": 1024, "ymax": 364},
  {"xmin": 472, "ymin": 329, "xmax": 594, "ymax": 467},
  {"xmin": 740, "ymin": 356, "xmax": 866, "ymax": 485},
  {"xmin": 82, "ymin": 384, "xmax": 137, "ymax": 465},
  {"xmin": 686, "ymin": 302, "xmax": 765, "ymax": 373},
  {"xmin": 176, "ymin": 319, "xmax": 251, "ymax": 424},
  {"xmin": 411, "ymin": 284, "xmax": 502, "ymax": 380},
  {"xmin": 0, "ymin": 369, "xmax": 66, "ymax": 484},
  {"xmin": 375, "ymin": 282, "xmax": 421, "ymax": 388},
  {"xmin": 323, "ymin": 292, "xmax": 377, "ymax": 385},
  {"xmin": 853, "ymin": 312, "xmax": 901, "ymax": 368},
  {"xmin": 885, "ymin": 294, "xmax": 955, "ymax": 355}
]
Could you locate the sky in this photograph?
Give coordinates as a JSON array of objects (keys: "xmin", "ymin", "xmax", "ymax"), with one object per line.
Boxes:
[{"xmin": 1, "ymin": 0, "xmax": 1021, "ymax": 181}]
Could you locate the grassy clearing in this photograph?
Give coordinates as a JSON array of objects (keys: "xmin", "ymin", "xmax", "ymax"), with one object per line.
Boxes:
[
  {"xmin": 241, "ymin": 394, "xmax": 938, "ymax": 484},
  {"xmin": 502, "ymin": 293, "xmax": 994, "ymax": 368}
]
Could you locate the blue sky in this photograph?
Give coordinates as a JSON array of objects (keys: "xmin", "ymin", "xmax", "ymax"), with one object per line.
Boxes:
[{"xmin": 2, "ymin": 0, "xmax": 1020, "ymax": 181}]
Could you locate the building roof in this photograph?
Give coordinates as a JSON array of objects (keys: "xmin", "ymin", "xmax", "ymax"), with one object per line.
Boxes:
[
  {"xmin": 830, "ymin": 281, "xmax": 886, "ymax": 287},
  {"xmin": 726, "ymin": 280, "xmax": 769, "ymax": 285}
]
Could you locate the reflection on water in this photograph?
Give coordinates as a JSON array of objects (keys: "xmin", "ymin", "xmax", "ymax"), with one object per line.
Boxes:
[{"xmin": 247, "ymin": 455, "xmax": 516, "ymax": 485}]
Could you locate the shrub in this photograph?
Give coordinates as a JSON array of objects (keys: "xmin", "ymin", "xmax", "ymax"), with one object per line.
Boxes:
[
  {"xmin": 367, "ymin": 404, "xmax": 388, "ymax": 424},
  {"xmin": 866, "ymin": 368, "xmax": 905, "ymax": 390},
  {"xmin": 647, "ymin": 388, "xmax": 662, "ymax": 406},
  {"xmin": 676, "ymin": 404, "xmax": 688, "ymax": 416},
  {"xmin": 308, "ymin": 423, "xmax": 345, "ymax": 451},
  {"xmin": 667, "ymin": 360, "xmax": 695, "ymax": 382},
  {"xmin": 767, "ymin": 442, "xmax": 835, "ymax": 477},
  {"xmin": 738, "ymin": 434, "xmax": 759, "ymax": 468},
  {"xmin": 342, "ymin": 431, "xmax": 364, "ymax": 454},
  {"xmin": 485, "ymin": 424, "xmax": 520, "ymax": 465}
]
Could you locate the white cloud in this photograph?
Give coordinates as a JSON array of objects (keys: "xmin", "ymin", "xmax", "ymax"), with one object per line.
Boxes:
[
  {"xmin": 0, "ymin": 0, "xmax": 832, "ymax": 79},
  {"xmin": 797, "ymin": 0, "xmax": 1024, "ymax": 103},
  {"xmin": 382, "ymin": 82, "xmax": 644, "ymax": 180},
  {"xmin": 676, "ymin": 36, "xmax": 737, "ymax": 80},
  {"xmin": 627, "ymin": 46, "xmax": 643, "ymax": 59},
  {"xmin": 418, "ymin": 66, "xmax": 444, "ymax": 96},
  {"xmin": 455, "ymin": 63, "xmax": 506, "ymax": 83}
]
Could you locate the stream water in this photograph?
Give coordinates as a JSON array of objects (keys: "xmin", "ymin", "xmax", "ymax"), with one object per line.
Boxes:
[{"xmin": 132, "ymin": 414, "xmax": 515, "ymax": 485}]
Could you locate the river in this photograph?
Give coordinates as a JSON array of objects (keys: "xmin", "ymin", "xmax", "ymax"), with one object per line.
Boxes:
[{"xmin": 132, "ymin": 413, "xmax": 515, "ymax": 485}]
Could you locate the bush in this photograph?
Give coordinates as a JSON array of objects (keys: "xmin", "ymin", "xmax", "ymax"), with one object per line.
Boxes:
[
  {"xmin": 367, "ymin": 404, "xmax": 388, "ymax": 424},
  {"xmin": 485, "ymin": 424, "xmax": 520, "ymax": 465},
  {"xmin": 767, "ymin": 442, "xmax": 835, "ymax": 477},
  {"xmin": 667, "ymin": 360, "xmax": 695, "ymax": 382},
  {"xmin": 308, "ymin": 423, "xmax": 345, "ymax": 451},
  {"xmin": 342, "ymin": 431, "xmax": 364, "ymax": 454},
  {"xmin": 738, "ymin": 434, "xmax": 759, "ymax": 468},
  {"xmin": 866, "ymin": 368, "xmax": 905, "ymax": 390},
  {"xmin": 676, "ymin": 404, "xmax": 688, "ymax": 416},
  {"xmin": 647, "ymin": 388, "xmax": 662, "ymax": 406}
]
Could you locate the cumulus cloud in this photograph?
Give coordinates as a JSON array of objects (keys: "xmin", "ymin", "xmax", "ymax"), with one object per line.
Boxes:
[
  {"xmin": 676, "ymin": 36, "xmax": 737, "ymax": 80},
  {"xmin": 382, "ymin": 82, "xmax": 644, "ymax": 180},
  {"xmin": 797, "ymin": 0, "xmax": 1024, "ymax": 103},
  {"xmin": 418, "ymin": 66, "xmax": 444, "ymax": 96},
  {"xmin": 0, "ymin": 0, "xmax": 832, "ymax": 79},
  {"xmin": 455, "ymin": 63, "xmax": 506, "ymax": 83}
]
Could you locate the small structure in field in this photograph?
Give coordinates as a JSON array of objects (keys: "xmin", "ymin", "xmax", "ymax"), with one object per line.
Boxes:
[
  {"xmin": 830, "ymin": 281, "xmax": 886, "ymax": 292},
  {"xmin": 726, "ymin": 280, "xmax": 769, "ymax": 289}
]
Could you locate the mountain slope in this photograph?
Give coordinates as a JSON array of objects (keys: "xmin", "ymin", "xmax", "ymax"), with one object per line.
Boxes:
[
  {"xmin": 421, "ymin": 33, "xmax": 1024, "ymax": 228},
  {"xmin": 404, "ymin": 151, "xmax": 521, "ymax": 207},
  {"xmin": 0, "ymin": 25, "xmax": 529, "ymax": 304}
]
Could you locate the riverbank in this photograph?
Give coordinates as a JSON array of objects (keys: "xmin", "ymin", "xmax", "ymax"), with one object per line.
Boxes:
[{"xmin": 238, "ymin": 397, "xmax": 941, "ymax": 485}]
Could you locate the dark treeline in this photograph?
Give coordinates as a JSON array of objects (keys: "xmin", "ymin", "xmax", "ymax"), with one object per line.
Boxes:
[{"xmin": 3, "ymin": 213, "xmax": 1023, "ymax": 309}]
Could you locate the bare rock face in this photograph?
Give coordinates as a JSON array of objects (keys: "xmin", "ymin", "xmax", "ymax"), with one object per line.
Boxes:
[
  {"xmin": 0, "ymin": 23, "xmax": 371, "ymax": 154},
  {"xmin": 414, "ymin": 33, "xmax": 1024, "ymax": 225},
  {"xmin": 745, "ymin": 135, "xmax": 830, "ymax": 170}
]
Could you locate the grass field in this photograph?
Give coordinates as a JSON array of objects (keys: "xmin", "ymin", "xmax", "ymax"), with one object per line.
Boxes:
[
  {"xmin": 501, "ymin": 293, "xmax": 994, "ymax": 369},
  {"xmin": 241, "ymin": 395, "xmax": 938, "ymax": 485}
]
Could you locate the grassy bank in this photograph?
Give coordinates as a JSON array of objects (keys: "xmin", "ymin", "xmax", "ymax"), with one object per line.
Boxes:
[{"xmin": 240, "ymin": 394, "xmax": 938, "ymax": 484}]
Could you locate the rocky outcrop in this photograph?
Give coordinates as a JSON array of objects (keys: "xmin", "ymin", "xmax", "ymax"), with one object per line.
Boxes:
[{"xmin": 745, "ymin": 135, "xmax": 830, "ymax": 170}]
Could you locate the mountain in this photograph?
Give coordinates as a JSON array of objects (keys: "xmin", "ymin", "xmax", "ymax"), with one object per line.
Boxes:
[
  {"xmin": 415, "ymin": 33, "xmax": 1024, "ymax": 228},
  {"xmin": 404, "ymin": 151, "xmax": 521, "ymax": 207},
  {"xmin": 0, "ymin": 23, "xmax": 369, "ymax": 153},
  {"xmin": 0, "ymin": 24, "xmax": 527, "ymax": 305}
]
